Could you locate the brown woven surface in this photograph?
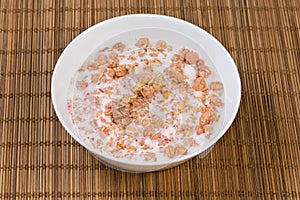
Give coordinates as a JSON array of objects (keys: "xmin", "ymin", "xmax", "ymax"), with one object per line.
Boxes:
[{"xmin": 0, "ymin": 0, "xmax": 299, "ymax": 199}]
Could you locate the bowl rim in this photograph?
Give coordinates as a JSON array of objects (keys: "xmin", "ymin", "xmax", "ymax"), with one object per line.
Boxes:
[{"xmin": 51, "ymin": 14, "xmax": 241, "ymax": 166}]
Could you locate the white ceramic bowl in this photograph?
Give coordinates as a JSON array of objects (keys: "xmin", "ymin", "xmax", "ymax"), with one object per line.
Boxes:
[{"xmin": 51, "ymin": 14, "xmax": 241, "ymax": 172}]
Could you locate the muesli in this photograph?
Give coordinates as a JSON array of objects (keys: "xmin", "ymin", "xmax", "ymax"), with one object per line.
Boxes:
[{"xmin": 68, "ymin": 38, "xmax": 224, "ymax": 162}]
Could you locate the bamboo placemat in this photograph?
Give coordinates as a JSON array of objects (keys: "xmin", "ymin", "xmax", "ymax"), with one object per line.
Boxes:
[{"xmin": 0, "ymin": 0, "xmax": 299, "ymax": 199}]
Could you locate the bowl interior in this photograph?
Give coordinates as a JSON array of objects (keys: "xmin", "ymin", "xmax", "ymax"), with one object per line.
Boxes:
[{"xmin": 52, "ymin": 14, "xmax": 241, "ymax": 170}]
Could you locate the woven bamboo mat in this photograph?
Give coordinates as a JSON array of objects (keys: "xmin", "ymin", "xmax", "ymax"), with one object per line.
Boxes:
[{"xmin": 0, "ymin": 0, "xmax": 299, "ymax": 199}]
